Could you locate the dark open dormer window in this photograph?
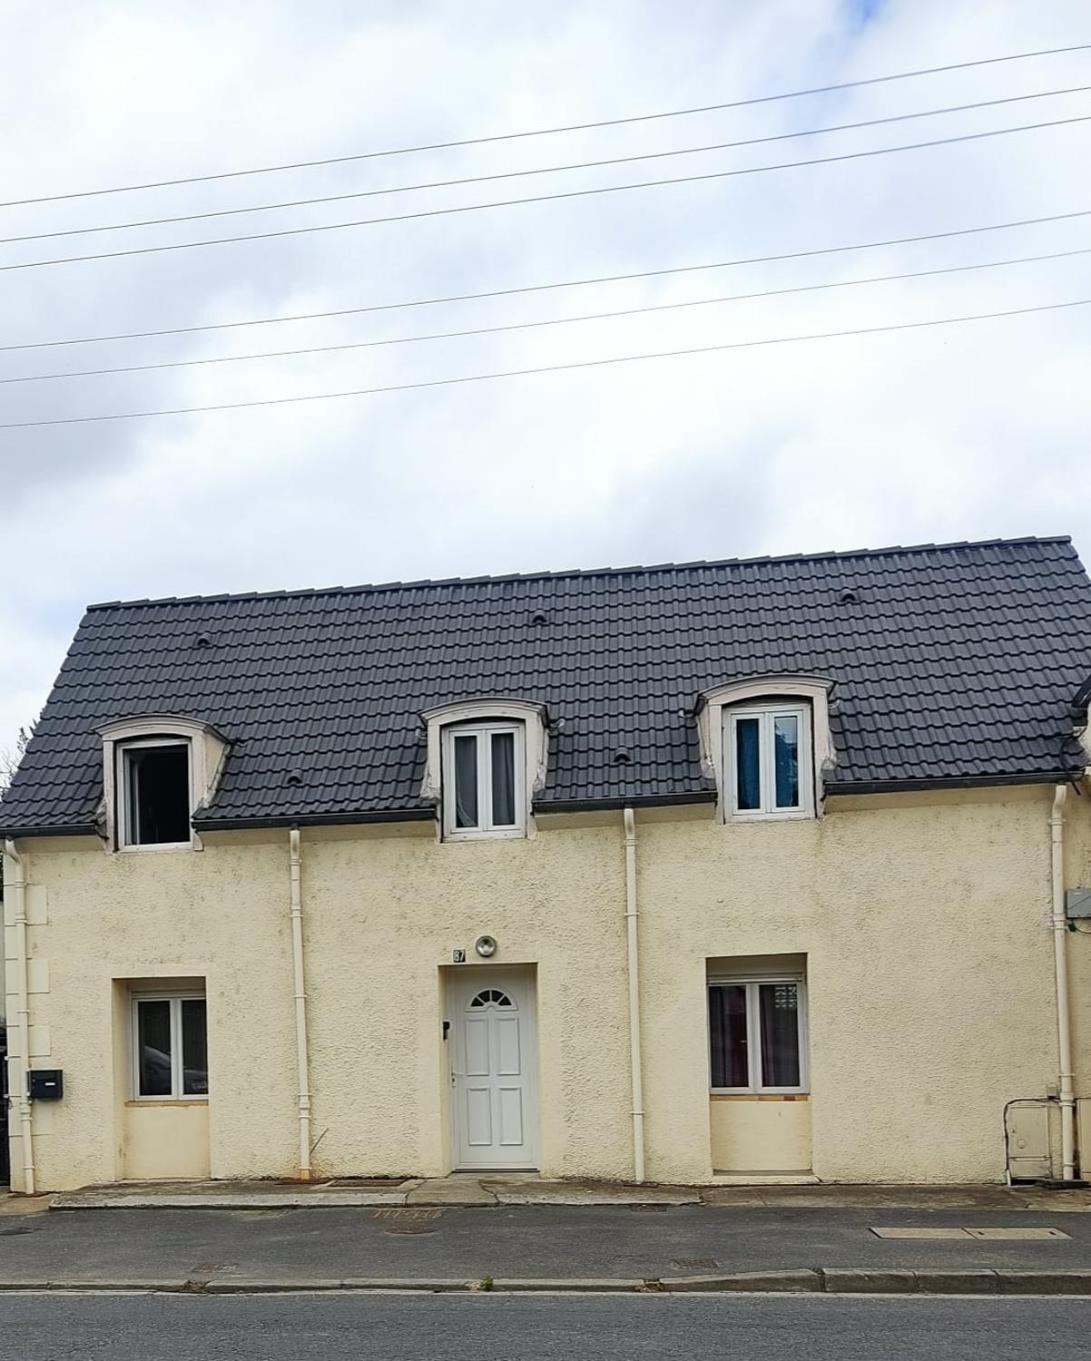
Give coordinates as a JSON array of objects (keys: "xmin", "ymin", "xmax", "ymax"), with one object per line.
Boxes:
[
  {"xmin": 97, "ymin": 716, "xmax": 231, "ymax": 852},
  {"xmin": 120, "ymin": 741, "xmax": 192, "ymax": 846}
]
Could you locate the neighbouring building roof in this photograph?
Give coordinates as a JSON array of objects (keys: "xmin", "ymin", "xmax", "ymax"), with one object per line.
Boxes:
[{"xmin": 3, "ymin": 535, "xmax": 1091, "ymax": 836}]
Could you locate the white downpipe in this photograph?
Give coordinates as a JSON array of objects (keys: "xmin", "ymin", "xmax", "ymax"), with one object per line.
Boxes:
[
  {"xmin": 623, "ymin": 808, "xmax": 646, "ymax": 1184},
  {"xmin": 2, "ymin": 839, "xmax": 35, "ymax": 1196},
  {"xmin": 1049, "ymin": 787, "xmax": 1076, "ymax": 1181},
  {"xmin": 288, "ymin": 829, "xmax": 313, "ymax": 1181}
]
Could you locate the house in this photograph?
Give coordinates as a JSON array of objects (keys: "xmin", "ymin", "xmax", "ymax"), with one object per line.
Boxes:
[{"xmin": 2, "ymin": 535, "xmax": 1091, "ymax": 1193}]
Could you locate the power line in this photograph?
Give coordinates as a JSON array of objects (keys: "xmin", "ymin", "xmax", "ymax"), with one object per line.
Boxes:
[
  {"xmin": 5, "ymin": 113, "xmax": 1091, "ymax": 274},
  {"xmin": 5, "ymin": 207, "xmax": 1089, "ymax": 353},
  {"xmin": 5, "ymin": 84, "xmax": 1088, "ymax": 247},
  {"xmin": 3, "ymin": 296, "xmax": 1086, "ymax": 429},
  {"xmin": 4, "ymin": 42, "xmax": 1089, "ymax": 209},
  {"xmin": 5, "ymin": 246, "xmax": 1088, "ymax": 385}
]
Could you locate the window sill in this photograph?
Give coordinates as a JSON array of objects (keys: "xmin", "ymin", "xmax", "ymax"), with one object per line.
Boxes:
[
  {"xmin": 444, "ymin": 829, "xmax": 527, "ymax": 842},
  {"xmin": 726, "ymin": 811, "xmax": 814, "ymax": 824},
  {"xmin": 126, "ymin": 1099, "xmax": 209, "ymax": 1108},
  {"xmin": 710, "ymin": 1092, "xmax": 809, "ymax": 1101},
  {"xmin": 117, "ymin": 842, "xmax": 195, "ymax": 854}
]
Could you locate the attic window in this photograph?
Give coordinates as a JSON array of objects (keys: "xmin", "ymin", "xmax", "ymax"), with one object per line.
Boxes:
[
  {"xmin": 97, "ymin": 715, "xmax": 231, "ymax": 853},
  {"xmin": 443, "ymin": 722, "xmax": 525, "ymax": 838},
  {"xmin": 695, "ymin": 676, "xmax": 834, "ymax": 823},
  {"xmin": 419, "ymin": 698, "xmax": 549, "ymax": 841},
  {"xmin": 726, "ymin": 704, "xmax": 811, "ymax": 819},
  {"xmin": 119, "ymin": 741, "xmax": 192, "ymax": 847}
]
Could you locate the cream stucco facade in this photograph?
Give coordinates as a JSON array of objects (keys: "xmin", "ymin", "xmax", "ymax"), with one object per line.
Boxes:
[{"xmin": 4, "ymin": 783, "xmax": 1090, "ymax": 1191}]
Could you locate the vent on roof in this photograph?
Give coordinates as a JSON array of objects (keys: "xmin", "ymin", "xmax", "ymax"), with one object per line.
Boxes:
[
  {"xmin": 194, "ymin": 632, "xmax": 213, "ymax": 648},
  {"xmin": 285, "ymin": 769, "xmax": 304, "ymax": 787},
  {"xmin": 614, "ymin": 748, "xmax": 632, "ymax": 764},
  {"xmin": 530, "ymin": 609, "xmax": 549, "ymax": 625},
  {"xmin": 838, "ymin": 588, "xmax": 860, "ymax": 605}
]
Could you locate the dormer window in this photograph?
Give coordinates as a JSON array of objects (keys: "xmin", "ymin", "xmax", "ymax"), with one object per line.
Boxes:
[
  {"xmin": 120, "ymin": 740, "xmax": 192, "ymax": 846},
  {"xmin": 420, "ymin": 698, "xmax": 549, "ymax": 841},
  {"xmin": 695, "ymin": 676, "xmax": 834, "ymax": 823},
  {"xmin": 443, "ymin": 722, "xmax": 525, "ymax": 838},
  {"xmin": 97, "ymin": 715, "xmax": 231, "ymax": 852},
  {"xmin": 727, "ymin": 703, "xmax": 811, "ymax": 819}
]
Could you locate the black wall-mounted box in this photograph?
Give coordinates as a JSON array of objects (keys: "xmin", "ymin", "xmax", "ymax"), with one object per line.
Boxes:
[{"xmin": 28, "ymin": 1070, "xmax": 63, "ymax": 1101}]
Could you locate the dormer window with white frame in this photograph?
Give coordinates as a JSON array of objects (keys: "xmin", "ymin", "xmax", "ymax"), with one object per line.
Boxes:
[
  {"xmin": 420, "ymin": 698, "xmax": 549, "ymax": 841},
  {"xmin": 695, "ymin": 676, "xmax": 834, "ymax": 823},
  {"xmin": 97, "ymin": 715, "xmax": 231, "ymax": 852},
  {"xmin": 443, "ymin": 721, "xmax": 525, "ymax": 839},
  {"xmin": 727, "ymin": 702, "xmax": 811, "ymax": 820}
]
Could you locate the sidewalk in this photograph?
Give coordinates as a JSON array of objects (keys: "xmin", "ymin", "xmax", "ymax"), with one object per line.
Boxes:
[
  {"xmin": 46, "ymin": 1174, "xmax": 1091, "ymax": 1212},
  {"xmin": 1, "ymin": 1186, "xmax": 1089, "ymax": 1295}
]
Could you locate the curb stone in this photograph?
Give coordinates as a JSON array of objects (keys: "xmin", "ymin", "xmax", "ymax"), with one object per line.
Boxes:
[
  {"xmin": 661, "ymin": 1271, "xmax": 819, "ymax": 1293},
  {"xmin": 0, "ymin": 1270, "xmax": 1089, "ymax": 1296},
  {"xmin": 995, "ymin": 1270, "xmax": 1091, "ymax": 1295}
]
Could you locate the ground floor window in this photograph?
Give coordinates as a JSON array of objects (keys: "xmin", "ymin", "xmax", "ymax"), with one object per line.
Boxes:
[
  {"xmin": 132, "ymin": 993, "xmax": 208, "ymax": 1099},
  {"xmin": 708, "ymin": 978, "xmax": 807, "ymax": 1093}
]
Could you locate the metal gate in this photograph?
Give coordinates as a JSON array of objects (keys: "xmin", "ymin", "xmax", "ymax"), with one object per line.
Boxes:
[{"xmin": 0, "ymin": 1024, "xmax": 9, "ymax": 1185}]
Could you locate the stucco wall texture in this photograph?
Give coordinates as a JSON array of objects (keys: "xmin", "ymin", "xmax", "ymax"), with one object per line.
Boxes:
[{"xmin": 4, "ymin": 785, "xmax": 1089, "ymax": 1191}]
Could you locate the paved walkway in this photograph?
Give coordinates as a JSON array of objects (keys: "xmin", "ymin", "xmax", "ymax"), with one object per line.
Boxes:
[{"xmin": 46, "ymin": 1175, "xmax": 1091, "ymax": 1212}]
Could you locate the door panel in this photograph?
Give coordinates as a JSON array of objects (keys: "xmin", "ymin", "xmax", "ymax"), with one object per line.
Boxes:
[
  {"xmin": 496, "ymin": 1017, "xmax": 521, "ymax": 1076},
  {"xmin": 498, "ymin": 1087, "xmax": 524, "ymax": 1145},
  {"xmin": 450, "ymin": 969, "xmax": 537, "ymax": 1169},
  {"xmin": 465, "ymin": 1018, "xmax": 490, "ymax": 1076},
  {"xmin": 465, "ymin": 1087, "xmax": 493, "ymax": 1146}
]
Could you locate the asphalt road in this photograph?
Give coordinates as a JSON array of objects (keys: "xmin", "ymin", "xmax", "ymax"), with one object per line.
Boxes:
[
  {"xmin": 3, "ymin": 1204, "xmax": 1091, "ymax": 1283},
  {"xmin": 0, "ymin": 1292, "xmax": 1088, "ymax": 1360}
]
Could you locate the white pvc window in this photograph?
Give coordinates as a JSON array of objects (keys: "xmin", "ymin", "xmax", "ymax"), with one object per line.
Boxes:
[
  {"xmin": 708, "ymin": 978, "xmax": 808, "ymax": 1094},
  {"xmin": 442, "ymin": 722, "xmax": 525, "ymax": 839},
  {"xmin": 725, "ymin": 703, "xmax": 813, "ymax": 820},
  {"xmin": 117, "ymin": 739, "xmax": 193, "ymax": 848},
  {"xmin": 131, "ymin": 994, "xmax": 208, "ymax": 1100}
]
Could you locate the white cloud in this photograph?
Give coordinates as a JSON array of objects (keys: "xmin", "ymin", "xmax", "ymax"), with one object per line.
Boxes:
[{"xmin": 2, "ymin": 0, "xmax": 1090, "ymax": 748}]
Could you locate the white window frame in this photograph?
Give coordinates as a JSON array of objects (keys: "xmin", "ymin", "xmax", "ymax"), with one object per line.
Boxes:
[
  {"xmin": 130, "ymin": 992, "xmax": 208, "ymax": 1102},
  {"xmin": 442, "ymin": 721, "xmax": 526, "ymax": 840},
  {"xmin": 116, "ymin": 738, "xmax": 194, "ymax": 851},
  {"xmin": 707, "ymin": 976, "xmax": 809, "ymax": 1095},
  {"xmin": 726, "ymin": 702, "xmax": 813, "ymax": 821}
]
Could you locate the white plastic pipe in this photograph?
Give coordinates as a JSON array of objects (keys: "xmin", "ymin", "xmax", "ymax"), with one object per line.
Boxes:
[
  {"xmin": 288, "ymin": 829, "xmax": 313, "ymax": 1181},
  {"xmin": 2, "ymin": 839, "xmax": 35, "ymax": 1195},
  {"xmin": 1048, "ymin": 786, "xmax": 1076, "ymax": 1181},
  {"xmin": 623, "ymin": 808, "xmax": 646, "ymax": 1184}
]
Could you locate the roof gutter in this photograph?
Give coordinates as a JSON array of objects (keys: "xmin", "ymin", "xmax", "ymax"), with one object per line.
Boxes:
[
  {"xmin": 825, "ymin": 771, "xmax": 1082, "ymax": 796},
  {"xmin": 0, "ymin": 823, "xmax": 98, "ymax": 841},
  {"xmin": 194, "ymin": 807, "xmax": 436, "ymax": 832}
]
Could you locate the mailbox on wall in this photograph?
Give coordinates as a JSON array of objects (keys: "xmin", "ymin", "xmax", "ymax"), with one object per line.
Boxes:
[{"xmin": 27, "ymin": 1070, "xmax": 63, "ymax": 1101}]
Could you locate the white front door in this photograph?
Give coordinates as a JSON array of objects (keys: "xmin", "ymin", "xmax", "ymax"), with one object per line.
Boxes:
[{"xmin": 449, "ymin": 969, "xmax": 538, "ymax": 1170}]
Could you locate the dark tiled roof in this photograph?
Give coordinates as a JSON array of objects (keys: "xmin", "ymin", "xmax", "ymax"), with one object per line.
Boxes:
[{"xmin": 3, "ymin": 536, "xmax": 1091, "ymax": 835}]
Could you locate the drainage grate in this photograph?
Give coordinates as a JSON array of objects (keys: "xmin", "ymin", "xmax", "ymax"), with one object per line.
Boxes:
[
  {"xmin": 0, "ymin": 1226, "xmax": 38, "ymax": 1237},
  {"xmin": 871, "ymin": 1226, "xmax": 1070, "ymax": 1241},
  {"xmin": 671, "ymin": 1258, "xmax": 719, "ymax": 1271}
]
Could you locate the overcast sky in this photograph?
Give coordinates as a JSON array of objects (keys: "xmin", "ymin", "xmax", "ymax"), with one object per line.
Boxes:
[{"xmin": 2, "ymin": 0, "xmax": 1090, "ymax": 755}]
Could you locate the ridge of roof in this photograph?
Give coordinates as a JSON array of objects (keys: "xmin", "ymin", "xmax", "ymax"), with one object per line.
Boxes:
[{"xmin": 85, "ymin": 534, "xmax": 1073, "ymax": 612}]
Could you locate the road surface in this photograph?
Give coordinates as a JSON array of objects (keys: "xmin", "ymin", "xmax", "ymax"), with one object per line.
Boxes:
[{"xmin": 0, "ymin": 1291, "xmax": 1087, "ymax": 1360}]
